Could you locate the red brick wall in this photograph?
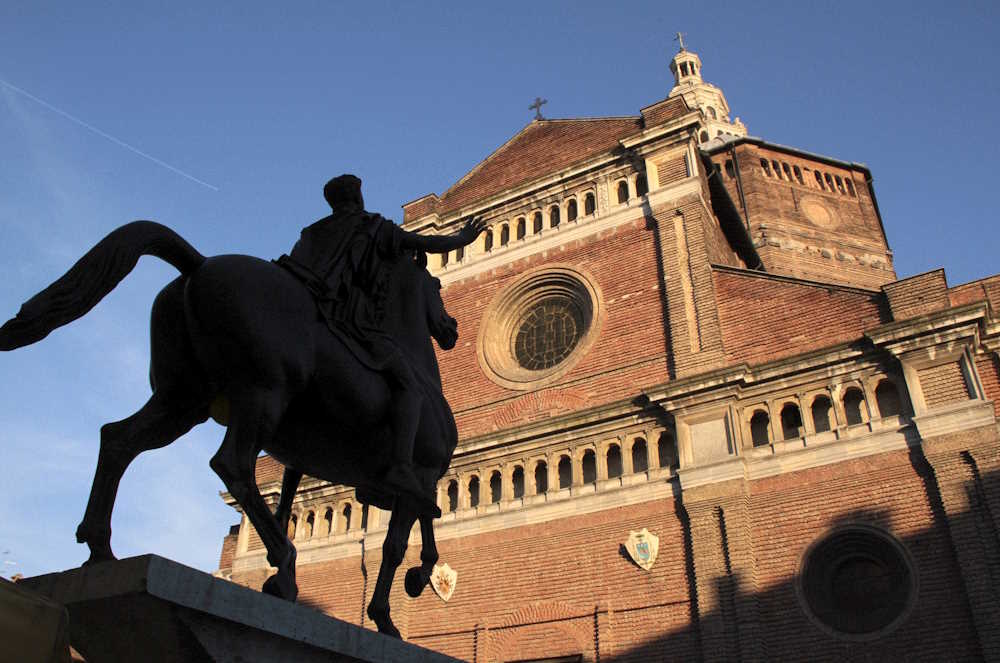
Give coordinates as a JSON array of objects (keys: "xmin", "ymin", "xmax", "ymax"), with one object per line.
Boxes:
[
  {"xmin": 977, "ymin": 355, "xmax": 1000, "ymax": 418},
  {"xmin": 218, "ymin": 533, "xmax": 238, "ymax": 573},
  {"xmin": 438, "ymin": 217, "xmax": 672, "ymax": 438},
  {"xmin": 750, "ymin": 451, "xmax": 979, "ymax": 661},
  {"xmin": 882, "ymin": 269, "xmax": 950, "ymax": 321},
  {"xmin": 949, "ymin": 274, "xmax": 1000, "ymax": 310},
  {"xmin": 709, "ymin": 144, "xmax": 894, "ymax": 290},
  {"xmin": 713, "ymin": 268, "xmax": 890, "ymax": 367},
  {"xmin": 919, "ymin": 362, "xmax": 971, "ymax": 408}
]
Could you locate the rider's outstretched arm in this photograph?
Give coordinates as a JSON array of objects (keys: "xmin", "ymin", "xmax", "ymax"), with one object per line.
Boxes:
[{"xmin": 399, "ymin": 217, "xmax": 485, "ymax": 254}]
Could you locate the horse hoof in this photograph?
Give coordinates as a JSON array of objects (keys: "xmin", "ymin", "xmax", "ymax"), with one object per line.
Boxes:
[
  {"xmin": 262, "ymin": 573, "xmax": 298, "ymax": 602},
  {"xmin": 367, "ymin": 605, "xmax": 401, "ymax": 639},
  {"xmin": 404, "ymin": 566, "xmax": 426, "ymax": 598}
]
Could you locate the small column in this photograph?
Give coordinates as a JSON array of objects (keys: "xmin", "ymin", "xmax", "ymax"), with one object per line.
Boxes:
[{"xmin": 621, "ymin": 436, "xmax": 634, "ymax": 475}]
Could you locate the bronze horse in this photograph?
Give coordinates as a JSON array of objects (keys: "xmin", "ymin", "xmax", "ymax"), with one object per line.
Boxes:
[{"xmin": 0, "ymin": 220, "xmax": 461, "ymax": 637}]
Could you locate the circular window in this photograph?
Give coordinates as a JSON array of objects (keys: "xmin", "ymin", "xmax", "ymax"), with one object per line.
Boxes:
[
  {"xmin": 478, "ymin": 265, "xmax": 602, "ymax": 390},
  {"xmin": 799, "ymin": 525, "xmax": 916, "ymax": 639}
]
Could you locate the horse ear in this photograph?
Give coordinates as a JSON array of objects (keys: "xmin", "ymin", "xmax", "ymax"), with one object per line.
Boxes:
[{"xmin": 415, "ymin": 251, "xmax": 427, "ymax": 268}]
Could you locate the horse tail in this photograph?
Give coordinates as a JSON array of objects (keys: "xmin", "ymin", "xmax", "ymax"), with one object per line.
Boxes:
[{"xmin": 0, "ymin": 220, "xmax": 205, "ymax": 351}]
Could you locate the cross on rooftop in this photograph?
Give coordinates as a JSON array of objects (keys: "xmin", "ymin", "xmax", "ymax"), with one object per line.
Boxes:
[
  {"xmin": 529, "ymin": 97, "xmax": 547, "ymax": 120},
  {"xmin": 674, "ymin": 31, "xmax": 687, "ymax": 51}
]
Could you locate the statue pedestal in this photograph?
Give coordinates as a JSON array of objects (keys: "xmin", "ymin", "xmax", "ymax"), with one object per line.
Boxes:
[{"xmin": 20, "ymin": 555, "xmax": 458, "ymax": 663}]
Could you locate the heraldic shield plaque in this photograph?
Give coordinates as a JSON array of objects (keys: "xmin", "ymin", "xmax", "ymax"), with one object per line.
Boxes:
[
  {"xmin": 624, "ymin": 528, "xmax": 659, "ymax": 571},
  {"xmin": 430, "ymin": 563, "xmax": 458, "ymax": 602}
]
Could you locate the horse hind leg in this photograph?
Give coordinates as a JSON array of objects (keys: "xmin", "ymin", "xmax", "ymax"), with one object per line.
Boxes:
[
  {"xmin": 209, "ymin": 389, "xmax": 298, "ymax": 601},
  {"xmin": 76, "ymin": 391, "xmax": 208, "ymax": 565},
  {"xmin": 274, "ymin": 467, "xmax": 303, "ymax": 535}
]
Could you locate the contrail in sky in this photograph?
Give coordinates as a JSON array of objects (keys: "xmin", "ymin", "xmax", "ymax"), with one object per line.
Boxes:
[{"xmin": 0, "ymin": 77, "xmax": 219, "ymax": 191}]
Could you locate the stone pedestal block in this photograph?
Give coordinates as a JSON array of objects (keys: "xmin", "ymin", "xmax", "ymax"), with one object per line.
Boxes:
[{"xmin": 20, "ymin": 555, "xmax": 459, "ymax": 663}]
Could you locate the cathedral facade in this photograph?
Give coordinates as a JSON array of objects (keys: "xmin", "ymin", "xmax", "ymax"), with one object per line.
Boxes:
[{"xmin": 217, "ymin": 46, "xmax": 1000, "ymax": 661}]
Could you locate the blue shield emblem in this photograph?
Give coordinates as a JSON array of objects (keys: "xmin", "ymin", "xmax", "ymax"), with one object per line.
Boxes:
[{"xmin": 636, "ymin": 541, "xmax": 651, "ymax": 562}]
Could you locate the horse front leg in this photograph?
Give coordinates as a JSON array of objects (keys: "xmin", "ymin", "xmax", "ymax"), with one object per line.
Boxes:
[
  {"xmin": 404, "ymin": 515, "xmax": 439, "ymax": 598},
  {"xmin": 367, "ymin": 501, "xmax": 417, "ymax": 638}
]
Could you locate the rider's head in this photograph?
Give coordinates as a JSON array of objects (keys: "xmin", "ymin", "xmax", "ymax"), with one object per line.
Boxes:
[{"xmin": 324, "ymin": 174, "xmax": 364, "ymax": 212}]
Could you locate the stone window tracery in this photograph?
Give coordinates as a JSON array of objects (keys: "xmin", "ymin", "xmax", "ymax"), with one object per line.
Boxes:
[
  {"xmin": 631, "ymin": 438, "xmax": 648, "ymax": 473},
  {"xmin": 780, "ymin": 403, "xmax": 803, "ymax": 440},
  {"xmin": 582, "ymin": 449, "xmax": 597, "ymax": 484},
  {"xmin": 617, "ymin": 180, "xmax": 629, "ymax": 203},
  {"xmin": 558, "ymin": 455, "xmax": 572, "ymax": 489},
  {"xmin": 606, "ymin": 444, "xmax": 623, "ymax": 479},
  {"xmin": 843, "ymin": 387, "xmax": 866, "ymax": 426},
  {"xmin": 468, "ymin": 475, "xmax": 480, "ymax": 508},
  {"xmin": 490, "ymin": 471, "xmax": 502, "ymax": 504},
  {"xmin": 750, "ymin": 410, "xmax": 770, "ymax": 447},
  {"xmin": 447, "ymin": 480, "xmax": 458, "ymax": 512},
  {"xmin": 812, "ymin": 395, "xmax": 833, "ymax": 433}
]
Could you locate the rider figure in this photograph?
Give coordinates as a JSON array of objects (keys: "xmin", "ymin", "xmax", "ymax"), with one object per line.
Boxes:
[{"xmin": 277, "ymin": 174, "xmax": 482, "ymax": 515}]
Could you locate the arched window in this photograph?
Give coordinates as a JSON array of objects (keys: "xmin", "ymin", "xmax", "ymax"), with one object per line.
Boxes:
[
  {"xmin": 845, "ymin": 178, "xmax": 856, "ymax": 196},
  {"xmin": 490, "ymin": 471, "xmax": 502, "ymax": 503},
  {"xmin": 631, "ymin": 438, "xmax": 648, "ymax": 473},
  {"xmin": 657, "ymin": 432, "xmax": 675, "ymax": 469},
  {"xmin": 875, "ymin": 380, "xmax": 903, "ymax": 418},
  {"xmin": 780, "ymin": 403, "xmax": 803, "ymax": 440},
  {"xmin": 617, "ymin": 180, "xmax": 629, "ymax": 203},
  {"xmin": 812, "ymin": 395, "xmax": 833, "ymax": 433},
  {"xmin": 534, "ymin": 461, "xmax": 548, "ymax": 495},
  {"xmin": 484, "ymin": 228, "xmax": 494, "ymax": 251},
  {"xmin": 455, "ymin": 246, "xmax": 464, "ymax": 262},
  {"xmin": 287, "ymin": 514, "xmax": 297, "ymax": 539},
  {"xmin": 582, "ymin": 449, "xmax": 597, "ymax": 484},
  {"xmin": 680, "ymin": 62, "xmax": 689, "ymax": 76},
  {"xmin": 512, "ymin": 465, "xmax": 525, "ymax": 499},
  {"xmin": 843, "ymin": 387, "xmax": 866, "ymax": 426},
  {"xmin": 782, "ymin": 163, "xmax": 792, "ymax": 181},
  {"xmin": 824, "ymin": 173, "xmax": 835, "ymax": 191},
  {"xmin": 516, "ymin": 217, "xmax": 526, "ymax": 241},
  {"xmin": 635, "ymin": 174, "xmax": 648, "ymax": 197},
  {"xmin": 549, "ymin": 205, "xmax": 561, "ymax": 228},
  {"xmin": 606, "ymin": 444, "xmax": 623, "ymax": 479},
  {"xmin": 567, "ymin": 199, "xmax": 578, "ymax": 222},
  {"xmin": 750, "ymin": 410, "xmax": 770, "ymax": 447},
  {"xmin": 814, "ymin": 170, "xmax": 824, "ymax": 189},
  {"xmin": 468, "ymin": 476, "xmax": 480, "ymax": 508},
  {"xmin": 584, "ymin": 192, "xmax": 596, "ymax": 215},
  {"xmin": 440, "ymin": 251, "xmax": 449, "ymax": 268},
  {"xmin": 725, "ymin": 159, "xmax": 736, "ymax": 179},
  {"xmin": 533, "ymin": 211, "xmax": 543, "ymax": 234},
  {"xmin": 761, "ymin": 159, "xmax": 772, "ymax": 177},
  {"xmin": 558, "ymin": 455, "xmax": 572, "ymax": 489},
  {"xmin": 793, "ymin": 165, "xmax": 804, "ymax": 184},
  {"xmin": 700, "ymin": 130, "xmax": 710, "ymax": 143},
  {"xmin": 707, "ymin": 106, "xmax": 717, "ymax": 119},
  {"xmin": 342, "ymin": 503, "xmax": 352, "ymax": 533},
  {"xmin": 447, "ymin": 480, "xmax": 458, "ymax": 513},
  {"xmin": 304, "ymin": 511, "xmax": 315, "ymax": 538},
  {"xmin": 324, "ymin": 507, "xmax": 334, "ymax": 536},
  {"xmin": 500, "ymin": 224, "xmax": 510, "ymax": 246},
  {"xmin": 771, "ymin": 160, "xmax": 782, "ymax": 179},
  {"xmin": 835, "ymin": 175, "xmax": 846, "ymax": 194}
]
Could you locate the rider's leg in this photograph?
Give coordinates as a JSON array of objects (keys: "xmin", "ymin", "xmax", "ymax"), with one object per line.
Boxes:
[{"xmin": 380, "ymin": 354, "xmax": 438, "ymax": 514}]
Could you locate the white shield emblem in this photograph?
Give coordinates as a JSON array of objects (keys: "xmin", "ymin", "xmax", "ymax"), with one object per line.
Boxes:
[
  {"xmin": 624, "ymin": 528, "xmax": 659, "ymax": 571},
  {"xmin": 430, "ymin": 563, "xmax": 457, "ymax": 602}
]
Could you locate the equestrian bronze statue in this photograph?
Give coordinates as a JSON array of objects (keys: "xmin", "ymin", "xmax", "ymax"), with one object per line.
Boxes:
[{"xmin": 0, "ymin": 175, "xmax": 483, "ymax": 638}]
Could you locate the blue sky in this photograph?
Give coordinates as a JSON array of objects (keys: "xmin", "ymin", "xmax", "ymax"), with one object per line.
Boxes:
[{"xmin": 1, "ymin": 2, "xmax": 997, "ymax": 579}]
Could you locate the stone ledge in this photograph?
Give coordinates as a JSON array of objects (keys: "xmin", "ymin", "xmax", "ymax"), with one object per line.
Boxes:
[{"xmin": 21, "ymin": 555, "xmax": 460, "ymax": 663}]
